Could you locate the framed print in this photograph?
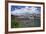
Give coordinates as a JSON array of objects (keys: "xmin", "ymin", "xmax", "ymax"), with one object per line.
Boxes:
[{"xmin": 5, "ymin": 1, "xmax": 45, "ymax": 34}]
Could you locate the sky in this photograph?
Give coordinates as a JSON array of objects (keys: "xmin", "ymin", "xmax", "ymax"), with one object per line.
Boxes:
[{"xmin": 11, "ymin": 6, "xmax": 41, "ymax": 16}]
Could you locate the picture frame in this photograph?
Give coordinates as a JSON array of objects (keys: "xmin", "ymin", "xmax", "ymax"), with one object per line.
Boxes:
[{"xmin": 5, "ymin": 1, "xmax": 45, "ymax": 34}]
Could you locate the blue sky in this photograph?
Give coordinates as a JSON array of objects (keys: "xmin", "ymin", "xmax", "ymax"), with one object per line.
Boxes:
[
  {"xmin": 11, "ymin": 6, "xmax": 32, "ymax": 11},
  {"xmin": 11, "ymin": 5, "xmax": 41, "ymax": 11},
  {"xmin": 11, "ymin": 5, "xmax": 41, "ymax": 15}
]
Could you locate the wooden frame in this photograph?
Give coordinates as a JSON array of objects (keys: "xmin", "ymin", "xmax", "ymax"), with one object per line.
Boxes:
[{"xmin": 5, "ymin": 1, "xmax": 45, "ymax": 34}]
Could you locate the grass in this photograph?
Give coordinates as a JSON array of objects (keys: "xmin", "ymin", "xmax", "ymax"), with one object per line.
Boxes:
[{"xmin": 11, "ymin": 15, "xmax": 40, "ymax": 28}]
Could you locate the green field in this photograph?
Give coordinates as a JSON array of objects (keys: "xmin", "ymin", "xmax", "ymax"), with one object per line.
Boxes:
[{"xmin": 11, "ymin": 15, "xmax": 40, "ymax": 28}]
